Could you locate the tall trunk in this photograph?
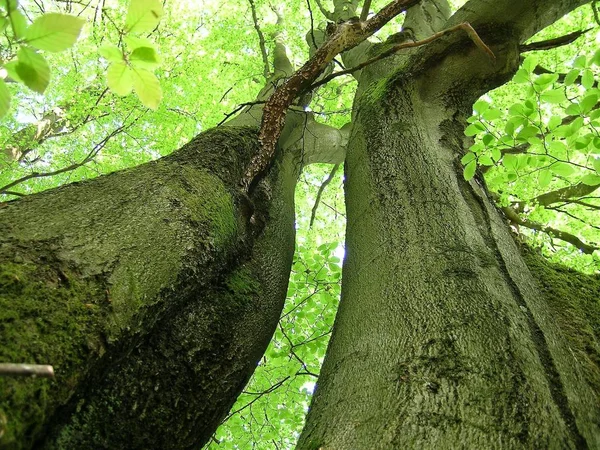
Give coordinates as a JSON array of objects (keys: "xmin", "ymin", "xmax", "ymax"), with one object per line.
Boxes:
[
  {"xmin": 298, "ymin": 1, "xmax": 599, "ymax": 448},
  {"xmin": 0, "ymin": 126, "xmax": 300, "ymax": 449}
]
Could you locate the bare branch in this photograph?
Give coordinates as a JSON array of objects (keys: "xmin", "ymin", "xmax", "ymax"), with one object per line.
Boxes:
[
  {"xmin": 248, "ymin": 0, "xmax": 271, "ymax": 79},
  {"xmin": 360, "ymin": 0, "xmax": 373, "ymax": 21},
  {"xmin": 520, "ymin": 28, "xmax": 591, "ymax": 53},
  {"xmin": 0, "ymin": 363, "xmax": 54, "ymax": 378},
  {"xmin": 310, "ymin": 164, "xmax": 340, "ymax": 227},
  {"xmin": 502, "ymin": 205, "xmax": 599, "ymax": 254}
]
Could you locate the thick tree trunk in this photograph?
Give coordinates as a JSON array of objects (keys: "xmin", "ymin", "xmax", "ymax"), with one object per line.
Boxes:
[
  {"xmin": 0, "ymin": 127, "xmax": 300, "ymax": 449},
  {"xmin": 298, "ymin": 1, "xmax": 599, "ymax": 448}
]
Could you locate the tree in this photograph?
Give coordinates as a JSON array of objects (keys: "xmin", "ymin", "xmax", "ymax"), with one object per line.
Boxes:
[{"xmin": 1, "ymin": 0, "xmax": 599, "ymax": 448}]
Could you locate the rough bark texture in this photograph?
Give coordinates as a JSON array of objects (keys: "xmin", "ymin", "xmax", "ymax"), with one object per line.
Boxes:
[
  {"xmin": 298, "ymin": 0, "xmax": 599, "ymax": 448},
  {"xmin": 0, "ymin": 126, "xmax": 300, "ymax": 449}
]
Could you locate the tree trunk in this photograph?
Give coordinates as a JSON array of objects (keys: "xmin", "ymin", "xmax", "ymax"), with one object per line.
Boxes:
[
  {"xmin": 298, "ymin": 1, "xmax": 600, "ymax": 448},
  {"xmin": 0, "ymin": 126, "xmax": 300, "ymax": 449}
]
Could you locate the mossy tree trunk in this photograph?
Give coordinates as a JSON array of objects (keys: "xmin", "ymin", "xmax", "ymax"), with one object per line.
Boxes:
[
  {"xmin": 0, "ymin": 126, "xmax": 301, "ymax": 449},
  {"xmin": 298, "ymin": 0, "xmax": 600, "ymax": 448}
]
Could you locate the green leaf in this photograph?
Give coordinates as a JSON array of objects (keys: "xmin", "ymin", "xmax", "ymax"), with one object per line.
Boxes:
[
  {"xmin": 478, "ymin": 155, "xmax": 494, "ymax": 166},
  {"xmin": 463, "ymin": 160, "xmax": 476, "ymax": 180},
  {"xmin": 461, "ymin": 152, "xmax": 476, "ymax": 165},
  {"xmin": 593, "ymin": 48, "xmax": 600, "ymax": 66},
  {"xmin": 503, "ymin": 153, "xmax": 517, "ymax": 170},
  {"xmin": 482, "ymin": 133, "xmax": 495, "ymax": 146},
  {"xmin": 550, "ymin": 162, "xmax": 575, "ymax": 177},
  {"xmin": 538, "ymin": 168, "xmax": 552, "ymax": 188},
  {"xmin": 482, "ymin": 108, "xmax": 502, "ymax": 121},
  {"xmin": 581, "ymin": 69, "xmax": 594, "ymax": 90},
  {"xmin": 540, "ymin": 88, "xmax": 565, "ymax": 104},
  {"xmin": 9, "ymin": 9, "xmax": 27, "ymax": 38},
  {"xmin": 107, "ymin": 62, "xmax": 134, "ymax": 96},
  {"xmin": 473, "ymin": 100, "xmax": 489, "ymax": 114},
  {"xmin": 0, "ymin": 79, "xmax": 11, "ymax": 118},
  {"xmin": 0, "ymin": 17, "xmax": 8, "ymax": 33},
  {"xmin": 492, "ymin": 148, "xmax": 501, "ymax": 162},
  {"xmin": 3, "ymin": 0, "xmax": 18, "ymax": 11},
  {"xmin": 564, "ymin": 69, "xmax": 579, "ymax": 86},
  {"xmin": 125, "ymin": 0, "xmax": 164, "ymax": 33},
  {"xmin": 99, "ymin": 45, "xmax": 124, "ymax": 63},
  {"xmin": 581, "ymin": 174, "xmax": 600, "ymax": 186},
  {"xmin": 547, "ymin": 115, "xmax": 562, "ymax": 130},
  {"xmin": 464, "ymin": 123, "xmax": 483, "ymax": 136},
  {"xmin": 132, "ymin": 67, "xmax": 161, "ymax": 109},
  {"xmin": 565, "ymin": 103, "xmax": 580, "ymax": 116},
  {"xmin": 24, "ymin": 13, "xmax": 84, "ymax": 52},
  {"xmin": 517, "ymin": 125, "xmax": 539, "ymax": 140},
  {"xmin": 124, "ymin": 35, "xmax": 154, "ymax": 50},
  {"xmin": 580, "ymin": 94, "xmax": 598, "ymax": 114},
  {"xmin": 130, "ymin": 46, "xmax": 159, "ymax": 69},
  {"xmin": 593, "ymin": 158, "xmax": 600, "ymax": 173},
  {"xmin": 15, "ymin": 46, "xmax": 50, "ymax": 93},
  {"xmin": 522, "ymin": 55, "xmax": 538, "ymax": 73},
  {"xmin": 512, "ymin": 68, "xmax": 529, "ymax": 84},
  {"xmin": 534, "ymin": 73, "xmax": 559, "ymax": 88},
  {"xmin": 573, "ymin": 55, "xmax": 587, "ymax": 69}
]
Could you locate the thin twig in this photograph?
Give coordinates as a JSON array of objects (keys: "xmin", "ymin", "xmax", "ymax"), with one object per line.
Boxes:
[
  {"xmin": 0, "ymin": 117, "xmax": 138, "ymax": 196},
  {"xmin": 248, "ymin": 0, "xmax": 271, "ymax": 79},
  {"xmin": 310, "ymin": 164, "xmax": 340, "ymax": 227}
]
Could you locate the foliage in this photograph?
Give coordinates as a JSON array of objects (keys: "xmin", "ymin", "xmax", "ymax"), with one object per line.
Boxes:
[
  {"xmin": 0, "ymin": 0, "xmax": 598, "ymax": 448},
  {"xmin": 461, "ymin": 8, "xmax": 600, "ymax": 271},
  {"xmin": 0, "ymin": 1, "xmax": 84, "ymax": 117}
]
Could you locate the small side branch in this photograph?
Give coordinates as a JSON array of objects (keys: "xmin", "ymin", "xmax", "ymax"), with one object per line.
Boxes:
[
  {"xmin": 248, "ymin": 0, "xmax": 270, "ymax": 79},
  {"xmin": 502, "ymin": 205, "xmax": 599, "ymax": 254},
  {"xmin": 520, "ymin": 28, "xmax": 590, "ymax": 53},
  {"xmin": 310, "ymin": 163, "xmax": 340, "ymax": 227},
  {"xmin": 0, "ymin": 363, "xmax": 54, "ymax": 378}
]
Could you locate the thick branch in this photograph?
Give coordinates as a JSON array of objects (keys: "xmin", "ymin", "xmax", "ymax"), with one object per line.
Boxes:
[{"xmin": 241, "ymin": 0, "xmax": 422, "ymax": 190}]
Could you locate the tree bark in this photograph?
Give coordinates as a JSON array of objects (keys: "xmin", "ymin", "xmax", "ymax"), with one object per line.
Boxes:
[
  {"xmin": 298, "ymin": 0, "xmax": 600, "ymax": 448},
  {"xmin": 0, "ymin": 126, "xmax": 301, "ymax": 449}
]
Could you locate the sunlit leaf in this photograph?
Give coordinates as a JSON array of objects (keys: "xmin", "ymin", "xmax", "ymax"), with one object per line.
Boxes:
[
  {"xmin": 581, "ymin": 174, "xmax": 600, "ymax": 186},
  {"xmin": 550, "ymin": 162, "xmax": 575, "ymax": 177},
  {"xmin": 463, "ymin": 160, "xmax": 476, "ymax": 180},
  {"xmin": 9, "ymin": 9, "xmax": 27, "ymax": 38},
  {"xmin": 99, "ymin": 45, "xmax": 124, "ymax": 63},
  {"xmin": 15, "ymin": 46, "xmax": 50, "ymax": 93},
  {"xmin": 25, "ymin": 13, "xmax": 84, "ymax": 52},
  {"xmin": 130, "ymin": 46, "xmax": 160, "ymax": 69},
  {"xmin": 0, "ymin": 79, "xmax": 10, "ymax": 118},
  {"xmin": 132, "ymin": 67, "xmax": 162, "ymax": 109},
  {"xmin": 538, "ymin": 168, "xmax": 552, "ymax": 188},
  {"xmin": 125, "ymin": 0, "xmax": 164, "ymax": 33},
  {"xmin": 107, "ymin": 62, "xmax": 134, "ymax": 96}
]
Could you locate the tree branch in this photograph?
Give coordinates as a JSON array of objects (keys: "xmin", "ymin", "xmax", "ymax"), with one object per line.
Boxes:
[
  {"xmin": 248, "ymin": 0, "xmax": 271, "ymax": 80},
  {"xmin": 519, "ymin": 28, "xmax": 591, "ymax": 52},
  {"xmin": 310, "ymin": 163, "xmax": 340, "ymax": 227},
  {"xmin": 502, "ymin": 204, "xmax": 599, "ymax": 254},
  {"xmin": 308, "ymin": 21, "xmax": 494, "ymax": 91}
]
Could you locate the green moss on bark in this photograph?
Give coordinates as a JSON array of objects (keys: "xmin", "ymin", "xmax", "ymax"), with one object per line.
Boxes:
[
  {"xmin": 523, "ymin": 246, "xmax": 600, "ymax": 392},
  {"xmin": 0, "ymin": 251, "xmax": 107, "ymax": 449}
]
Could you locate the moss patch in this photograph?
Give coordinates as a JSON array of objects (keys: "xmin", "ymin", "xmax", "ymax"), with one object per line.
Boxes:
[{"xmin": 0, "ymin": 248, "xmax": 107, "ymax": 449}]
